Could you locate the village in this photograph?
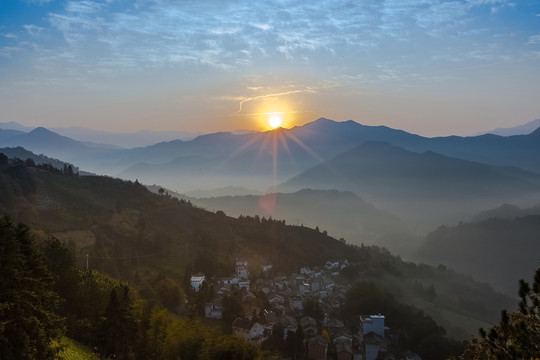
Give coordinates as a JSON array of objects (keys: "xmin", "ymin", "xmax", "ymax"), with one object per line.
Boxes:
[{"xmin": 190, "ymin": 259, "xmax": 422, "ymax": 360}]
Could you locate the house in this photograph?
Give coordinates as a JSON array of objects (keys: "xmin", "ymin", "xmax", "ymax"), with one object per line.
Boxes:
[
  {"xmin": 190, "ymin": 273, "xmax": 205, "ymax": 292},
  {"xmin": 307, "ymin": 335, "xmax": 328, "ymax": 360},
  {"xmin": 205, "ymin": 299, "xmax": 223, "ymax": 319},
  {"xmin": 363, "ymin": 332, "xmax": 386, "ymax": 360},
  {"xmin": 300, "ymin": 316, "xmax": 318, "ymax": 338},
  {"xmin": 232, "ymin": 318, "xmax": 264, "ymax": 342},
  {"xmin": 236, "ymin": 260, "xmax": 249, "ymax": 279},
  {"xmin": 268, "ymin": 293, "xmax": 285, "ymax": 306},
  {"xmin": 238, "ymin": 280, "xmax": 251, "ymax": 291},
  {"xmin": 361, "ymin": 315, "xmax": 385, "ymax": 337},
  {"xmin": 335, "ymin": 339, "xmax": 353, "ymax": 360},
  {"xmin": 279, "ymin": 315, "xmax": 298, "ymax": 339},
  {"xmin": 292, "ymin": 295, "xmax": 304, "ymax": 310}
]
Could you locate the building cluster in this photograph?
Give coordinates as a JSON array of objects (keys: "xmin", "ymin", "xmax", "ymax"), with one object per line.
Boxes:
[{"xmin": 191, "ymin": 259, "xmax": 421, "ymax": 360}]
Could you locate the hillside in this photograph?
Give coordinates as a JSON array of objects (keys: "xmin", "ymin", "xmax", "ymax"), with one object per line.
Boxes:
[
  {"xmin": 415, "ymin": 215, "xmax": 540, "ymax": 296},
  {"xmin": 186, "ymin": 188, "xmax": 409, "ymax": 245},
  {"xmin": 0, "ymin": 154, "xmax": 517, "ymax": 341}
]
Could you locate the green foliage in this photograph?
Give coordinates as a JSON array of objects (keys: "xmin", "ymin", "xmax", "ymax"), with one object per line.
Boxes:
[
  {"xmin": 222, "ymin": 289, "xmax": 244, "ymax": 327},
  {"xmin": 460, "ymin": 268, "xmax": 540, "ymax": 359},
  {"xmin": 57, "ymin": 337, "xmax": 99, "ymax": 360},
  {"xmin": 0, "ymin": 216, "xmax": 64, "ymax": 360}
]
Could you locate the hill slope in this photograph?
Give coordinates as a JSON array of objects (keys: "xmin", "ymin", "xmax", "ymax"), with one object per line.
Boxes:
[
  {"xmin": 188, "ymin": 188, "xmax": 409, "ymax": 245},
  {"xmin": 415, "ymin": 215, "xmax": 540, "ymax": 296}
]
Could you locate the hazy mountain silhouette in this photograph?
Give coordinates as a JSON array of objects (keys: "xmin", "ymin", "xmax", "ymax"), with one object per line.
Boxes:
[
  {"xmin": 415, "ymin": 215, "xmax": 540, "ymax": 296},
  {"xmin": 0, "ymin": 129, "xmax": 26, "ymax": 142},
  {"xmin": 3, "ymin": 118, "xmax": 540, "ymax": 193},
  {"xmin": 0, "ymin": 121, "xmax": 201, "ymax": 148},
  {"xmin": 188, "ymin": 188, "xmax": 408, "ymax": 244},
  {"xmin": 480, "ymin": 118, "xmax": 540, "ymax": 136},
  {"xmin": 0, "ymin": 127, "xmax": 114, "ymax": 157},
  {"xmin": 471, "ymin": 203, "xmax": 540, "ymax": 222},
  {"xmin": 279, "ymin": 141, "xmax": 540, "ymax": 228}
]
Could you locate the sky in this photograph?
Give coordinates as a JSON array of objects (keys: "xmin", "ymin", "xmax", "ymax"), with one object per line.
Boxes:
[{"xmin": 1, "ymin": 0, "xmax": 539, "ymax": 136}]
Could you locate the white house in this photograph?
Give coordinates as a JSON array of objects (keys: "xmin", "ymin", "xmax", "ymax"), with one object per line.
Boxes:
[{"xmin": 190, "ymin": 274, "xmax": 205, "ymax": 292}]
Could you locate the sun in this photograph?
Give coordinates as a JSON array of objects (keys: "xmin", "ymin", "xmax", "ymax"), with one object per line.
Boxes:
[{"xmin": 268, "ymin": 112, "xmax": 283, "ymax": 129}]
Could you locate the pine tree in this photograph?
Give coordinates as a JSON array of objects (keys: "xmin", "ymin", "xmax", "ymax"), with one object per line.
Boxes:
[
  {"xmin": 0, "ymin": 216, "xmax": 64, "ymax": 360},
  {"xmin": 461, "ymin": 267, "xmax": 540, "ymax": 359}
]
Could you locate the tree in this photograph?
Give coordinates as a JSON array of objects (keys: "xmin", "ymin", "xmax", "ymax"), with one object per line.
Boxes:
[
  {"xmin": 303, "ymin": 296, "xmax": 324, "ymax": 322},
  {"xmin": 461, "ymin": 267, "xmax": 540, "ymax": 359},
  {"xmin": 0, "ymin": 216, "xmax": 64, "ymax": 360},
  {"xmin": 99, "ymin": 286, "xmax": 136, "ymax": 359},
  {"xmin": 0, "ymin": 153, "xmax": 8, "ymax": 165}
]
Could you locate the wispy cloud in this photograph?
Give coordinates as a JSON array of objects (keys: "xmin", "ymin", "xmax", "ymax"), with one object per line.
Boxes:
[
  {"xmin": 37, "ymin": 0, "xmax": 516, "ymax": 73},
  {"xmin": 527, "ymin": 35, "xmax": 540, "ymax": 44},
  {"xmin": 23, "ymin": 24, "xmax": 45, "ymax": 37}
]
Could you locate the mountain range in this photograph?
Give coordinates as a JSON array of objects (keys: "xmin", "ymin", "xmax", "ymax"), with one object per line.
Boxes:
[
  {"xmin": 2, "ymin": 117, "xmax": 540, "ymax": 234},
  {"xmin": 3, "ymin": 118, "xmax": 540, "ymax": 188}
]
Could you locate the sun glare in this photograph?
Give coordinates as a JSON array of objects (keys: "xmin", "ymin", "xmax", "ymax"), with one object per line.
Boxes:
[{"xmin": 268, "ymin": 112, "xmax": 283, "ymax": 129}]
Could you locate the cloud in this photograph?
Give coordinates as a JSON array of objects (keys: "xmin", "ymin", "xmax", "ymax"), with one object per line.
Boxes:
[
  {"xmin": 23, "ymin": 24, "xmax": 45, "ymax": 37},
  {"xmin": 1, "ymin": 0, "xmax": 532, "ymax": 87},
  {"xmin": 528, "ymin": 35, "xmax": 540, "ymax": 45}
]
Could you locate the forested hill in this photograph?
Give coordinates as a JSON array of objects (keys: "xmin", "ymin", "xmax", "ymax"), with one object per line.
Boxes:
[
  {"xmin": 415, "ymin": 215, "xmax": 540, "ymax": 296},
  {"xmin": 0, "ymin": 154, "xmax": 517, "ymax": 341},
  {"xmin": 0, "ymin": 155, "xmax": 354, "ymax": 278}
]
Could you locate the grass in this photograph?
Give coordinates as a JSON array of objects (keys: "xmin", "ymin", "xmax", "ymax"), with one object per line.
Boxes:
[{"xmin": 57, "ymin": 337, "xmax": 99, "ymax": 360}]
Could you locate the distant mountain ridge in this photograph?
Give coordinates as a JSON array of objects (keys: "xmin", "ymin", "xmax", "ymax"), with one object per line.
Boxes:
[
  {"xmin": 2, "ymin": 117, "xmax": 540, "ymax": 193},
  {"xmin": 188, "ymin": 188, "xmax": 408, "ymax": 244},
  {"xmin": 480, "ymin": 118, "xmax": 540, "ymax": 136},
  {"xmin": 0, "ymin": 121, "xmax": 202, "ymax": 147},
  {"xmin": 279, "ymin": 141, "xmax": 540, "ymax": 228}
]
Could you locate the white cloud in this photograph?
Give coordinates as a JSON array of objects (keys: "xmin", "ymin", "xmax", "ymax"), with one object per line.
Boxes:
[
  {"xmin": 528, "ymin": 35, "xmax": 540, "ymax": 44},
  {"xmin": 23, "ymin": 24, "xmax": 44, "ymax": 37}
]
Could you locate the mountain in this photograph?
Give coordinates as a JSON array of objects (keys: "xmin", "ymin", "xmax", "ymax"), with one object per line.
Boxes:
[
  {"xmin": 3, "ymin": 118, "xmax": 540, "ymax": 194},
  {"xmin": 415, "ymin": 215, "xmax": 540, "ymax": 296},
  {"xmin": 98, "ymin": 119, "xmax": 540, "ymax": 192},
  {"xmin": 480, "ymin": 118, "xmax": 540, "ymax": 136},
  {"xmin": 0, "ymin": 127, "xmax": 120, "ymax": 170},
  {"xmin": 0, "ymin": 128, "xmax": 26, "ymax": 142},
  {"xmin": 187, "ymin": 188, "xmax": 408, "ymax": 245},
  {"xmin": 0, "ymin": 121, "xmax": 33, "ymax": 131},
  {"xmin": 279, "ymin": 141, "xmax": 540, "ymax": 228},
  {"xmin": 50, "ymin": 126, "xmax": 202, "ymax": 148},
  {"xmin": 0, "ymin": 146, "xmax": 79, "ymax": 172},
  {"xmin": 471, "ymin": 203, "xmax": 540, "ymax": 222},
  {"xmin": 0, "ymin": 121, "xmax": 202, "ymax": 147}
]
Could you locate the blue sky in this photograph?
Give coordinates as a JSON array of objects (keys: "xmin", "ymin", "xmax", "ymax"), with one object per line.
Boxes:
[{"xmin": 1, "ymin": 0, "xmax": 539, "ymax": 135}]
